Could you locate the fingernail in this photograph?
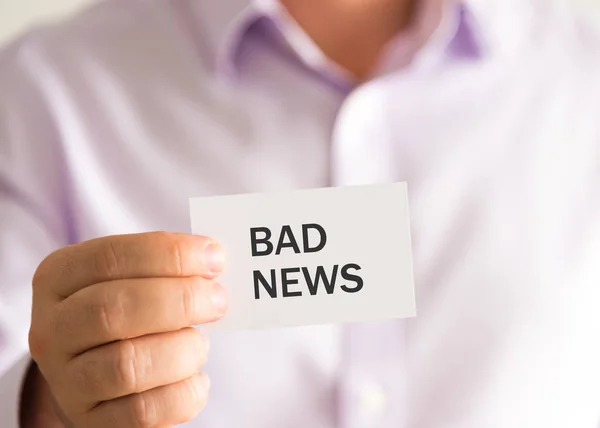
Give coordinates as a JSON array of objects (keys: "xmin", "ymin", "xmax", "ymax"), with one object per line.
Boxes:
[
  {"xmin": 204, "ymin": 242, "xmax": 225, "ymax": 275},
  {"xmin": 210, "ymin": 284, "xmax": 229, "ymax": 315}
]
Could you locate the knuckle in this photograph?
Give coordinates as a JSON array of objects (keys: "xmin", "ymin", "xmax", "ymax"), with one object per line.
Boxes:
[
  {"xmin": 33, "ymin": 249, "xmax": 77, "ymax": 292},
  {"xmin": 69, "ymin": 358, "xmax": 102, "ymax": 398},
  {"xmin": 181, "ymin": 279, "xmax": 198, "ymax": 321},
  {"xmin": 158, "ymin": 232, "xmax": 200, "ymax": 277},
  {"xmin": 28, "ymin": 326, "xmax": 47, "ymax": 360},
  {"xmin": 94, "ymin": 412, "xmax": 120, "ymax": 428},
  {"xmin": 131, "ymin": 392, "xmax": 157, "ymax": 428},
  {"xmin": 52, "ymin": 305, "xmax": 74, "ymax": 343},
  {"xmin": 173, "ymin": 239, "xmax": 184, "ymax": 277},
  {"xmin": 160, "ymin": 234, "xmax": 185, "ymax": 276},
  {"xmin": 182, "ymin": 377, "xmax": 208, "ymax": 420},
  {"xmin": 96, "ymin": 287, "xmax": 127, "ymax": 339},
  {"xmin": 31, "ymin": 262, "xmax": 47, "ymax": 292},
  {"xmin": 114, "ymin": 340, "xmax": 140, "ymax": 393},
  {"xmin": 94, "ymin": 240, "xmax": 123, "ymax": 281},
  {"xmin": 144, "ymin": 231, "xmax": 186, "ymax": 276}
]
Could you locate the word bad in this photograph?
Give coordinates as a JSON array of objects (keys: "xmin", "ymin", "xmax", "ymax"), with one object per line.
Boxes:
[{"xmin": 250, "ymin": 224, "xmax": 364, "ymax": 299}]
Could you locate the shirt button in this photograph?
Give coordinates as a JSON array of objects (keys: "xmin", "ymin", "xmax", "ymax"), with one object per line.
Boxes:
[{"xmin": 357, "ymin": 382, "xmax": 388, "ymax": 417}]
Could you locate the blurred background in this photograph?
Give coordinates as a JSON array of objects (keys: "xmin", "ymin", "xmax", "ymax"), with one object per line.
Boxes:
[
  {"xmin": 1, "ymin": 0, "xmax": 600, "ymax": 45},
  {"xmin": 0, "ymin": 0, "xmax": 91, "ymax": 44}
]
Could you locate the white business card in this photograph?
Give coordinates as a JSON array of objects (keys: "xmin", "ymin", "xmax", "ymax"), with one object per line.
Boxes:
[{"xmin": 189, "ymin": 183, "xmax": 416, "ymax": 331}]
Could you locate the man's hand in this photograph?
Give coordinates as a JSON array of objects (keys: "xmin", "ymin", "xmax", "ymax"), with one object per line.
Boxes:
[{"xmin": 27, "ymin": 232, "xmax": 228, "ymax": 428}]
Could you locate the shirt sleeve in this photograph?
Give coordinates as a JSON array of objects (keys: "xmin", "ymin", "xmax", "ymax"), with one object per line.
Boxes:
[{"xmin": 0, "ymin": 34, "xmax": 72, "ymax": 427}]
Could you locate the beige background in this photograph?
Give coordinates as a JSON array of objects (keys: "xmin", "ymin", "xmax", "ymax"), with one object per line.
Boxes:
[
  {"xmin": 0, "ymin": 0, "xmax": 600, "ymax": 45},
  {"xmin": 0, "ymin": 0, "xmax": 95, "ymax": 44}
]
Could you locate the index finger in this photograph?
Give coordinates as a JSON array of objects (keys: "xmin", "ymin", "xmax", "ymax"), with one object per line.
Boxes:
[{"xmin": 33, "ymin": 232, "xmax": 225, "ymax": 298}]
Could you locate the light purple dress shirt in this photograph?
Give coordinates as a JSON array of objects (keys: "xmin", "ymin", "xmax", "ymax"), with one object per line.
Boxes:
[{"xmin": 1, "ymin": 0, "xmax": 600, "ymax": 427}]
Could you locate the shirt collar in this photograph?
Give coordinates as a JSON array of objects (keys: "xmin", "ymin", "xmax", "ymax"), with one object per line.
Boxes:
[
  {"xmin": 190, "ymin": 0, "xmax": 272, "ymax": 77},
  {"xmin": 190, "ymin": 0, "xmax": 533, "ymax": 76}
]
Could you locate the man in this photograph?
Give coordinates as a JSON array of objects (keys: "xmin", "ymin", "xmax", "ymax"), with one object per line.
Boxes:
[{"xmin": 0, "ymin": 0, "xmax": 599, "ymax": 426}]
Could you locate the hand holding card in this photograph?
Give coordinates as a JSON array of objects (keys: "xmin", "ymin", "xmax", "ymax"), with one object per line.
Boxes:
[{"xmin": 28, "ymin": 233, "xmax": 225, "ymax": 427}]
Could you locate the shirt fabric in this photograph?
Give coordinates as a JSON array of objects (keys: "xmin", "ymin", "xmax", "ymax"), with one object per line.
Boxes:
[{"xmin": 1, "ymin": 0, "xmax": 600, "ymax": 427}]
